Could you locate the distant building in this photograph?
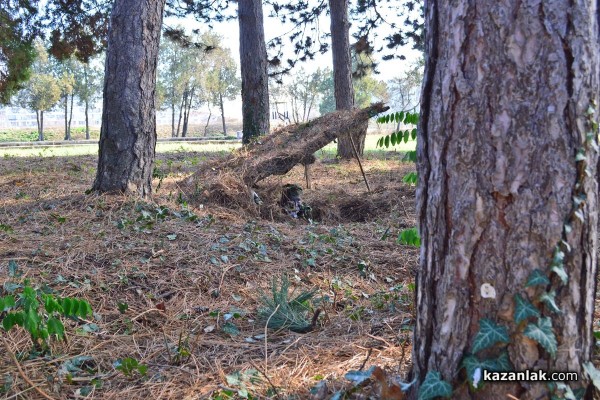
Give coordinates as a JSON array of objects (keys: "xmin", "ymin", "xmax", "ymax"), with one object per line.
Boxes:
[{"xmin": 0, "ymin": 105, "xmax": 102, "ymax": 129}]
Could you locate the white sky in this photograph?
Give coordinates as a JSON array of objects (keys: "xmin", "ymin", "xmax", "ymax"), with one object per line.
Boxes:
[{"xmin": 165, "ymin": 4, "xmax": 422, "ymax": 84}]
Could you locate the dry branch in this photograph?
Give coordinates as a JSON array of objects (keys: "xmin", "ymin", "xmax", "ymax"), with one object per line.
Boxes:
[{"xmin": 180, "ymin": 103, "xmax": 388, "ymax": 213}]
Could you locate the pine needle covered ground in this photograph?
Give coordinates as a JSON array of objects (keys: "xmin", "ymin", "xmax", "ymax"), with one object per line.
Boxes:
[{"xmin": 0, "ymin": 148, "xmax": 414, "ymax": 399}]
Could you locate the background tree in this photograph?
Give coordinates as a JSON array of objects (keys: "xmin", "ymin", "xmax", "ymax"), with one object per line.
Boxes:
[
  {"xmin": 319, "ymin": 68, "xmax": 388, "ymax": 114},
  {"xmin": 238, "ymin": 0, "xmax": 270, "ymax": 144},
  {"xmin": 93, "ymin": 0, "xmax": 166, "ymax": 196},
  {"xmin": 15, "ymin": 40, "xmax": 61, "ymax": 141},
  {"xmin": 55, "ymin": 58, "xmax": 76, "ymax": 140},
  {"xmin": 204, "ymin": 43, "xmax": 240, "ymax": 135},
  {"xmin": 73, "ymin": 55, "xmax": 104, "ymax": 139},
  {"xmin": 157, "ymin": 35, "xmax": 192, "ymax": 138},
  {"xmin": 328, "ymin": 0, "xmax": 357, "ymax": 159},
  {"xmin": 389, "ymin": 58, "xmax": 423, "ymax": 112},
  {"xmin": 284, "ymin": 67, "xmax": 327, "ymax": 123},
  {"xmin": 411, "ymin": 1, "xmax": 599, "ymax": 398},
  {"xmin": 0, "ymin": 1, "xmax": 39, "ymax": 104},
  {"xmin": 17, "ymin": 74, "xmax": 61, "ymax": 141}
]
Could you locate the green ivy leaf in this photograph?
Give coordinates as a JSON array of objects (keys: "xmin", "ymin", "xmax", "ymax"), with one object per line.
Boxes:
[
  {"xmin": 524, "ymin": 317, "xmax": 557, "ymax": 358},
  {"xmin": 526, "ymin": 269, "xmax": 550, "ymax": 287},
  {"xmin": 461, "ymin": 352, "xmax": 511, "ymax": 388},
  {"xmin": 551, "ymin": 265, "xmax": 568, "ymax": 285},
  {"xmin": 583, "ymin": 362, "xmax": 600, "ymax": 391},
  {"xmin": 493, "ymin": 351, "xmax": 512, "ymax": 372},
  {"xmin": 539, "ymin": 291, "xmax": 561, "ymax": 313},
  {"xmin": 418, "ymin": 371, "xmax": 452, "ymax": 400},
  {"xmin": 471, "ymin": 319, "xmax": 509, "ymax": 354},
  {"xmin": 222, "ymin": 321, "xmax": 240, "ymax": 336},
  {"xmin": 462, "ymin": 356, "xmax": 495, "ymax": 388},
  {"xmin": 8, "ymin": 260, "xmax": 19, "ymax": 277},
  {"xmin": 514, "ymin": 294, "xmax": 540, "ymax": 324}
]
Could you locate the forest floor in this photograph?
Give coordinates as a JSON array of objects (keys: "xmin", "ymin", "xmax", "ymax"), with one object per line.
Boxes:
[{"xmin": 0, "ymin": 149, "xmax": 417, "ymax": 399}]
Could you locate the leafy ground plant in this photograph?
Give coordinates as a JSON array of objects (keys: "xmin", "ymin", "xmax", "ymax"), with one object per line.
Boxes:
[
  {"xmin": 257, "ymin": 274, "xmax": 318, "ymax": 333},
  {"xmin": 1, "ymin": 277, "xmax": 92, "ymax": 352}
]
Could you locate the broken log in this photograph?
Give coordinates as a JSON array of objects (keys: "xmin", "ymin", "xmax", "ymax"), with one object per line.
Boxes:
[{"xmin": 180, "ymin": 103, "xmax": 389, "ymax": 215}]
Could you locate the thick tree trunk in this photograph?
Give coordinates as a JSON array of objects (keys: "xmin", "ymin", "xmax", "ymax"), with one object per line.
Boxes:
[
  {"xmin": 329, "ymin": 0, "xmax": 360, "ymax": 159},
  {"xmin": 411, "ymin": 1, "xmax": 599, "ymax": 399},
  {"xmin": 92, "ymin": 0, "xmax": 166, "ymax": 196},
  {"xmin": 238, "ymin": 0, "xmax": 270, "ymax": 144},
  {"xmin": 219, "ymin": 92, "xmax": 227, "ymax": 135}
]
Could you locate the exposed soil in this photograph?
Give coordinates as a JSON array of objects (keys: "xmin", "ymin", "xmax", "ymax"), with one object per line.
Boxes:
[{"xmin": 0, "ymin": 151, "xmax": 418, "ymax": 399}]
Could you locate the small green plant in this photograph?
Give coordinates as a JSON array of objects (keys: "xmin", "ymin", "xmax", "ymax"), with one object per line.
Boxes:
[
  {"xmin": 113, "ymin": 357, "xmax": 148, "ymax": 378},
  {"xmin": 397, "ymin": 227, "xmax": 421, "ymax": 247},
  {"xmin": 257, "ymin": 275, "xmax": 318, "ymax": 333},
  {"xmin": 1, "ymin": 282, "xmax": 92, "ymax": 351}
]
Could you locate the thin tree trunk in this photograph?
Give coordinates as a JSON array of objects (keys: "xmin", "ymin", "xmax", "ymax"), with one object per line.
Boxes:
[
  {"xmin": 39, "ymin": 110, "xmax": 44, "ymax": 141},
  {"xmin": 36, "ymin": 110, "xmax": 42, "ymax": 141},
  {"xmin": 329, "ymin": 0, "xmax": 359, "ymax": 159},
  {"xmin": 204, "ymin": 104, "xmax": 212, "ymax": 136},
  {"xmin": 64, "ymin": 94, "xmax": 69, "ymax": 140},
  {"xmin": 410, "ymin": 1, "xmax": 599, "ymax": 399},
  {"xmin": 176, "ymin": 92, "xmax": 185, "ymax": 137},
  {"xmin": 182, "ymin": 87, "xmax": 194, "ymax": 138},
  {"xmin": 171, "ymin": 101, "xmax": 176, "ymax": 137},
  {"xmin": 219, "ymin": 92, "xmax": 227, "ymax": 135},
  {"xmin": 68, "ymin": 93, "xmax": 74, "ymax": 139},
  {"xmin": 93, "ymin": 0, "xmax": 166, "ymax": 196},
  {"xmin": 84, "ymin": 66, "xmax": 90, "ymax": 140},
  {"xmin": 85, "ymin": 97, "xmax": 90, "ymax": 140},
  {"xmin": 238, "ymin": 0, "xmax": 270, "ymax": 144}
]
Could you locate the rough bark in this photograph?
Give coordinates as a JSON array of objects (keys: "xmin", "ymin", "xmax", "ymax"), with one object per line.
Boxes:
[
  {"xmin": 238, "ymin": 0, "xmax": 270, "ymax": 144},
  {"xmin": 411, "ymin": 1, "xmax": 599, "ymax": 399},
  {"xmin": 92, "ymin": 0, "xmax": 166, "ymax": 196},
  {"xmin": 329, "ymin": 0, "xmax": 361, "ymax": 159}
]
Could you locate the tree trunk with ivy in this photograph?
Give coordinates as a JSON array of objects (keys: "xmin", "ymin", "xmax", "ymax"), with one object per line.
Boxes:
[
  {"xmin": 411, "ymin": 1, "xmax": 599, "ymax": 399},
  {"xmin": 92, "ymin": 0, "xmax": 166, "ymax": 196}
]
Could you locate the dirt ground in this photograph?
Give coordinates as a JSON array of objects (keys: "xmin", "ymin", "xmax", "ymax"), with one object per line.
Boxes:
[{"xmin": 0, "ymin": 150, "xmax": 418, "ymax": 399}]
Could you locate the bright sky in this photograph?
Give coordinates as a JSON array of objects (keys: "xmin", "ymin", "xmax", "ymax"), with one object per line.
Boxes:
[{"xmin": 165, "ymin": 4, "xmax": 422, "ymax": 84}]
